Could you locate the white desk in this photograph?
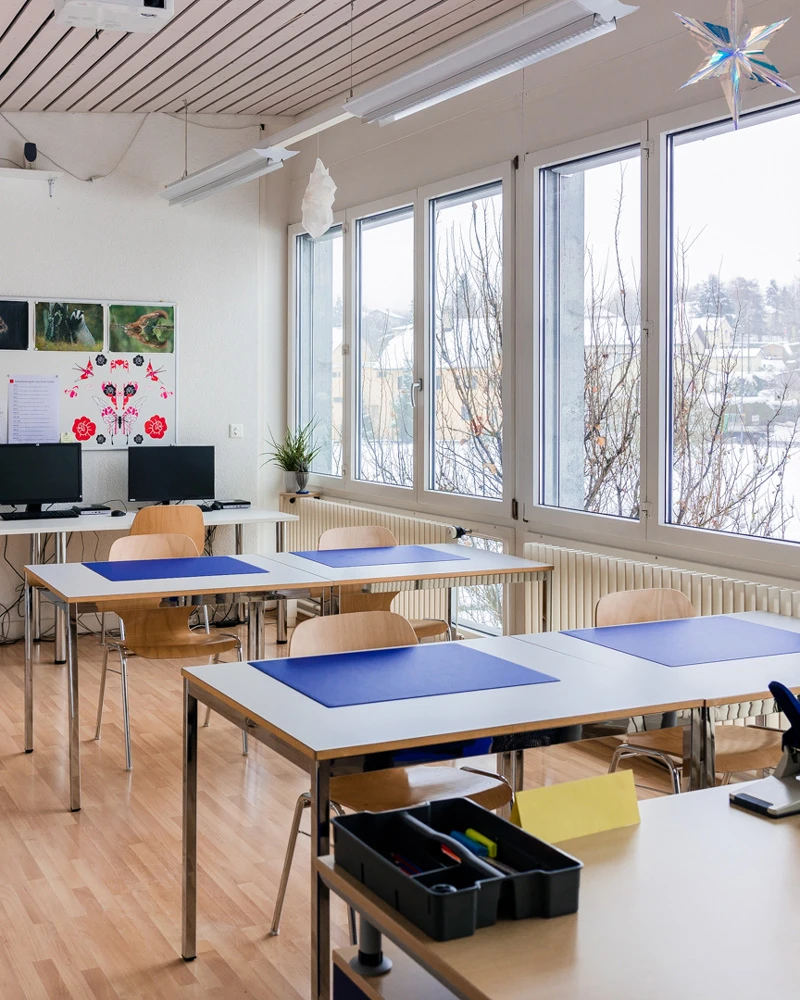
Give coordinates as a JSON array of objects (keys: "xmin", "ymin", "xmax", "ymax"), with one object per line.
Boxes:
[
  {"xmin": 1, "ymin": 506, "xmax": 297, "ymax": 660},
  {"xmin": 516, "ymin": 611, "xmax": 800, "ymax": 786},
  {"xmin": 181, "ymin": 635, "xmax": 703, "ymax": 1000},
  {"xmin": 273, "ymin": 544, "xmax": 554, "ymax": 632},
  {"xmin": 23, "ymin": 553, "xmax": 327, "ymax": 812},
  {"xmin": 320, "ymin": 785, "xmax": 800, "ymax": 1000}
]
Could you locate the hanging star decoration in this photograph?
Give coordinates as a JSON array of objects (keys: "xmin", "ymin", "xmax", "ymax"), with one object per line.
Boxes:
[{"xmin": 675, "ymin": 0, "xmax": 792, "ymax": 127}]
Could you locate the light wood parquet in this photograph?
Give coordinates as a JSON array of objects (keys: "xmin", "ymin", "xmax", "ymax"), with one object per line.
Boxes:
[{"xmin": 0, "ymin": 625, "xmax": 672, "ymax": 999}]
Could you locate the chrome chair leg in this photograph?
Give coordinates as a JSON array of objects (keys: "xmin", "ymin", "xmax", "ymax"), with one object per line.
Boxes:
[
  {"xmin": 100, "ymin": 612, "xmax": 106, "ymax": 647},
  {"xmin": 609, "ymin": 743, "xmax": 682, "ymax": 795},
  {"xmin": 270, "ymin": 792, "xmax": 311, "ymax": 936},
  {"xmin": 94, "ymin": 644, "xmax": 110, "ymax": 740},
  {"xmin": 119, "ymin": 652, "xmax": 132, "ymax": 771}
]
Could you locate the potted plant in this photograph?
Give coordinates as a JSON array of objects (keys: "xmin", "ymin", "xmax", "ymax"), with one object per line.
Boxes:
[{"xmin": 264, "ymin": 420, "xmax": 320, "ymax": 494}]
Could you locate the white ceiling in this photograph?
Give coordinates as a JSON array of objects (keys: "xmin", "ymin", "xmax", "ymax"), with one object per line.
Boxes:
[{"xmin": 0, "ymin": 0, "xmax": 534, "ymax": 115}]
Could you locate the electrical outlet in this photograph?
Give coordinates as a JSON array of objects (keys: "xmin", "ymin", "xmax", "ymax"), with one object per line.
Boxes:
[{"xmin": 229, "ymin": 424, "xmax": 244, "ymax": 439}]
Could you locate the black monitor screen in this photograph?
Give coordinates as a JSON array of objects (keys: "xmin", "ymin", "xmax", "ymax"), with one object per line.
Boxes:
[
  {"xmin": 0, "ymin": 443, "xmax": 83, "ymax": 508},
  {"xmin": 128, "ymin": 446, "xmax": 215, "ymax": 503}
]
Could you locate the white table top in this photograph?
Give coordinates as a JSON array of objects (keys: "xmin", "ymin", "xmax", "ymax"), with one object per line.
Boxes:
[
  {"xmin": 321, "ymin": 786, "xmax": 800, "ymax": 1000},
  {"xmin": 25, "ymin": 552, "xmax": 327, "ymax": 604},
  {"xmin": 516, "ymin": 611, "xmax": 800, "ymax": 707},
  {"xmin": 183, "ymin": 634, "xmax": 700, "ymax": 762},
  {"xmin": 0, "ymin": 505, "xmax": 297, "ymax": 536},
  {"xmin": 271, "ymin": 543, "xmax": 552, "ymax": 586}
]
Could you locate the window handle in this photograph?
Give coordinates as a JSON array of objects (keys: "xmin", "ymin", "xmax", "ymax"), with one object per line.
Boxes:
[{"xmin": 411, "ymin": 378, "xmax": 423, "ymax": 408}]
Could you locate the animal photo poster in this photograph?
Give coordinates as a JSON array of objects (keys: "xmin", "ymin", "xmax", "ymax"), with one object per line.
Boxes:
[
  {"xmin": 1, "ymin": 299, "xmax": 177, "ymax": 450},
  {"xmin": 34, "ymin": 301, "xmax": 104, "ymax": 352},
  {"xmin": 0, "ymin": 300, "xmax": 29, "ymax": 350},
  {"xmin": 109, "ymin": 304, "xmax": 175, "ymax": 353}
]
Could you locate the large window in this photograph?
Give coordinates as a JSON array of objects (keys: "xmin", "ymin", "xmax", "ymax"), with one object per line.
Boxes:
[
  {"xmin": 540, "ymin": 147, "xmax": 641, "ymax": 519},
  {"xmin": 430, "ymin": 183, "xmax": 504, "ymax": 500},
  {"xmin": 295, "ymin": 227, "xmax": 344, "ymax": 477},
  {"xmin": 356, "ymin": 207, "xmax": 415, "ymax": 488},
  {"xmin": 668, "ymin": 109, "xmax": 800, "ymax": 543}
]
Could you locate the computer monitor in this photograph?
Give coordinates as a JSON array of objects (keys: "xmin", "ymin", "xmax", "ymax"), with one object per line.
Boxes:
[
  {"xmin": 128, "ymin": 446, "xmax": 215, "ymax": 504},
  {"xmin": 0, "ymin": 443, "xmax": 83, "ymax": 513}
]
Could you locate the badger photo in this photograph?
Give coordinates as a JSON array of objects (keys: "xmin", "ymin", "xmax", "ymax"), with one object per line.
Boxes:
[{"xmin": 35, "ymin": 301, "xmax": 104, "ymax": 352}]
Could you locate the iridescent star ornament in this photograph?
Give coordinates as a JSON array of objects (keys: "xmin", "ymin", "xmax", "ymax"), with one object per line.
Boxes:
[{"xmin": 675, "ymin": 0, "xmax": 793, "ymax": 127}]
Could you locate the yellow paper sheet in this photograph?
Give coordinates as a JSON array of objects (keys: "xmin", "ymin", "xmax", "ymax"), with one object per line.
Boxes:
[{"xmin": 510, "ymin": 770, "xmax": 640, "ymax": 843}]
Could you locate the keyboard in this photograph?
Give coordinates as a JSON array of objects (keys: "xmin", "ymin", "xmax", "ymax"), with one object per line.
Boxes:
[{"xmin": 1, "ymin": 509, "xmax": 80, "ymax": 521}]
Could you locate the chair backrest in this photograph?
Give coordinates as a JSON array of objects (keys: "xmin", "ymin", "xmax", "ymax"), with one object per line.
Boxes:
[
  {"xmin": 318, "ymin": 525, "xmax": 397, "ymax": 550},
  {"xmin": 130, "ymin": 504, "xmax": 205, "ymax": 554},
  {"xmin": 595, "ymin": 588, "xmax": 697, "ymax": 627},
  {"xmin": 290, "ymin": 610, "xmax": 418, "ymax": 657},
  {"xmin": 110, "ymin": 532, "xmax": 199, "ymax": 561}
]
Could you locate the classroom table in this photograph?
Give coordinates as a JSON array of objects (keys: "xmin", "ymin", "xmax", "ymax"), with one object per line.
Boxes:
[
  {"xmin": 319, "ymin": 784, "xmax": 800, "ymax": 1000},
  {"xmin": 22, "ymin": 552, "xmax": 327, "ymax": 812},
  {"xmin": 180, "ymin": 634, "xmax": 704, "ymax": 1000},
  {"xmin": 515, "ymin": 610, "xmax": 800, "ymax": 788},
  {"xmin": 272, "ymin": 543, "xmax": 554, "ymax": 632},
  {"xmin": 1, "ymin": 506, "xmax": 297, "ymax": 660}
]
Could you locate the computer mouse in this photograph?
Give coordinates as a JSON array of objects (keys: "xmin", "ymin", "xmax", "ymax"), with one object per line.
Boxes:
[{"xmin": 111, "ymin": 509, "xmax": 126, "ymax": 517}]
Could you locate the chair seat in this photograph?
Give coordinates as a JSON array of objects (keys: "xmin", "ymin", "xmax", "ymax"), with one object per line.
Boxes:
[
  {"xmin": 409, "ymin": 618, "xmax": 450, "ymax": 640},
  {"xmin": 116, "ymin": 632, "xmax": 241, "ymax": 661},
  {"xmin": 619, "ymin": 725, "xmax": 783, "ymax": 773},
  {"xmin": 331, "ymin": 765, "xmax": 512, "ymax": 813}
]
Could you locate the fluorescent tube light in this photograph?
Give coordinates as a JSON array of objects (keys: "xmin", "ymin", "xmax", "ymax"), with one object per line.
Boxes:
[
  {"xmin": 161, "ymin": 145, "xmax": 298, "ymax": 207},
  {"xmin": 344, "ymin": 0, "xmax": 637, "ymax": 126}
]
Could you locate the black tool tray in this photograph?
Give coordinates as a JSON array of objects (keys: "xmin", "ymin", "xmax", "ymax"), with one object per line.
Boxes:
[{"xmin": 332, "ymin": 797, "xmax": 582, "ymax": 941}]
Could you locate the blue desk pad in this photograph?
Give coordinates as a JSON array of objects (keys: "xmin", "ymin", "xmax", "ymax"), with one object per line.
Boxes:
[
  {"xmin": 291, "ymin": 545, "xmax": 470, "ymax": 569},
  {"xmin": 563, "ymin": 616, "xmax": 800, "ymax": 667},
  {"xmin": 85, "ymin": 556, "xmax": 268, "ymax": 582},
  {"xmin": 250, "ymin": 644, "xmax": 558, "ymax": 707}
]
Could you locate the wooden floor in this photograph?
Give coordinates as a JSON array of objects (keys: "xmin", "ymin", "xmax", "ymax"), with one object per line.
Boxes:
[{"xmin": 0, "ymin": 624, "xmax": 674, "ymax": 1000}]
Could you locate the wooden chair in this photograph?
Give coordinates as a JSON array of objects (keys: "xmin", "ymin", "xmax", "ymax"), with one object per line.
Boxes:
[
  {"xmin": 129, "ymin": 504, "xmax": 206, "ymax": 554},
  {"xmin": 269, "ymin": 610, "xmax": 511, "ymax": 937},
  {"xmin": 600, "ymin": 588, "xmax": 784, "ymax": 791},
  {"xmin": 94, "ymin": 532, "xmax": 246, "ymax": 770},
  {"xmin": 318, "ymin": 525, "xmax": 452, "ymax": 641}
]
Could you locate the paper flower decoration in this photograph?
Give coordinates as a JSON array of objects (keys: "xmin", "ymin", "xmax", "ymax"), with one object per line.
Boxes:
[
  {"xmin": 72, "ymin": 416, "xmax": 96, "ymax": 442},
  {"xmin": 675, "ymin": 0, "xmax": 792, "ymax": 127},
  {"xmin": 144, "ymin": 415, "xmax": 168, "ymax": 439},
  {"xmin": 302, "ymin": 158, "xmax": 337, "ymax": 239}
]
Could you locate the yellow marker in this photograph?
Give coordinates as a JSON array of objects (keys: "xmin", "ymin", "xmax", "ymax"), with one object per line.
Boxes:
[{"xmin": 465, "ymin": 828, "xmax": 497, "ymax": 858}]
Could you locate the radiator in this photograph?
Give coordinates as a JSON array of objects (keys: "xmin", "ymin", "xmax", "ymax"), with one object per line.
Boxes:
[
  {"xmin": 279, "ymin": 496, "xmax": 454, "ymax": 622},
  {"xmin": 524, "ymin": 542, "xmax": 797, "ymax": 720}
]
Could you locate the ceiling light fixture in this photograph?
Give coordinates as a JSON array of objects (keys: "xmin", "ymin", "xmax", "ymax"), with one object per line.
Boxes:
[
  {"xmin": 344, "ymin": 0, "xmax": 638, "ymax": 126},
  {"xmin": 161, "ymin": 145, "xmax": 298, "ymax": 207}
]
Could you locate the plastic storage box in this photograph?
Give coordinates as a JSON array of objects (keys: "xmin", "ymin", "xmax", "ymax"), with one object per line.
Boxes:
[{"xmin": 332, "ymin": 797, "xmax": 582, "ymax": 941}]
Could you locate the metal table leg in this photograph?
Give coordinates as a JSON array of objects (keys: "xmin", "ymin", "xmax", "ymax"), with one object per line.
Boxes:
[
  {"xmin": 276, "ymin": 599, "xmax": 288, "ymax": 645},
  {"xmin": 66, "ymin": 601, "xmax": 81, "ymax": 811},
  {"xmin": 30, "ymin": 534, "xmax": 42, "ymax": 642},
  {"xmin": 24, "ymin": 580, "xmax": 34, "ymax": 753},
  {"xmin": 182, "ymin": 680, "xmax": 199, "ymax": 961},
  {"xmin": 247, "ymin": 599, "xmax": 266, "ymax": 660},
  {"xmin": 687, "ymin": 706, "xmax": 716, "ymax": 791},
  {"xmin": 54, "ymin": 532, "xmax": 67, "ymax": 664},
  {"xmin": 541, "ymin": 571, "xmax": 553, "ymax": 632},
  {"xmin": 275, "ymin": 521, "xmax": 286, "ymax": 553},
  {"xmin": 235, "ymin": 524, "xmax": 247, "ymax": 624},
  {"xmin": 311, "ymin": 759, "xmax": 332, "ymax": 1000},
  {"xmin": 498, "ymin": 751, "xmax": 514, "ymax": 820}
]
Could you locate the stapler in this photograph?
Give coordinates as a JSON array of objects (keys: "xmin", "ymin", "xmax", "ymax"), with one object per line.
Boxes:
[{"xmin": 729, "ymin": 681, "xmax": 800, "ymax": 818}]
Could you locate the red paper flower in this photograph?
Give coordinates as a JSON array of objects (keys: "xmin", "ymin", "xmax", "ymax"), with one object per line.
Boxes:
[
  {"xmin": 72, "ymin": 416, "xmax": 96, "ymax": 442},
  {"xmin": 145, "ymin": 415, "xmax": 168, "ymax": 439}
]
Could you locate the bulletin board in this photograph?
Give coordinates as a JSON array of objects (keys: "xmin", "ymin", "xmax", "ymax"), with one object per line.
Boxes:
[{"xmin": 0, "ymin": 298, "xmax": 177, "ymax": 450}]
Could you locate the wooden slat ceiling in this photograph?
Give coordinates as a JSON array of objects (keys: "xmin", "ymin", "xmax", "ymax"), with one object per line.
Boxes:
[{"xmin": 0, "ymin": 0, "xmax": 532, "ymax": 115}]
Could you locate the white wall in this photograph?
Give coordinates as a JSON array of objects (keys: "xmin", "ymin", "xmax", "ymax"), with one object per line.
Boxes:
[{"xmin": 0, "ymin": 111, "xmax": 289, "ymax": 634}]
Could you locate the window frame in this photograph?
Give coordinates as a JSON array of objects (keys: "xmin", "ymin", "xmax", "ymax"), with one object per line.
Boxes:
[
  {"xmin": 288, "ymin": 214, "xmax": 347, "ymax": 482},
  {"xmin": 420, "ymin": 162, "xmax": 516, "ymax": 521},
  {"xmin": 526, "ymin": 122, "xmax": 649, "ymax": 545}
]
